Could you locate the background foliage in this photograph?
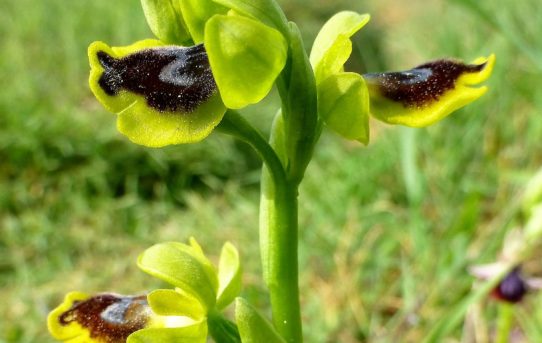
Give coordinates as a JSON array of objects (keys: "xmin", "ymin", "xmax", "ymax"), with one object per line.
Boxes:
[{"xmin": 1, "ymin": 0, "xmax": 542, "ymax": 342}]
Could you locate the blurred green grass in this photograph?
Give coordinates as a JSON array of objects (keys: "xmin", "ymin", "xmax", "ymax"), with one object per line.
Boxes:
[{"xmin": 1, "ymin": 0, "xmax": 542, "ymax": 342}]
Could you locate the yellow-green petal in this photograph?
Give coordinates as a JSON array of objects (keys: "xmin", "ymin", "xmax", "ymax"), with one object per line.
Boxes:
[
  {"xmin": 88, "ymin": 40, "xmax": 226, "ymax": 147},
  {"xmin": 310, "ymin": 11, "xmax": 370, "ymax": 84},
  {"xmin": 137, "ymin": 242, "xmax": 219, "ymax": 311},
  {"xmin": 179, "ymin": 0, "xmax": 228, "ymax": 44},
  {"xmin": 216, "ymin": 242, "xmax": 242, "ymax": 310},
  {"xmin": 140, "ymin": 0, "xmax": 191, "ymax": 44},
  {"xmin": 127, "ymin": 321, "xmax": 208, "ymax": 343},
  {"xmin": 204, "ymin": 14, "xmax": 287, "ymax": 109},
  {"xmin": 48, "ymin": 292, "xmax": 157, "ymax": 343},
  {"xmin": 148, "ymin": 289, "xmax": 205, "ymax": 320},
  {"xmin": 364, "ymin": 54, "xmax": 495, "ymax": 127},
  {"xmin": 318, "ymin": 72, "xmax": 370, "ymax": 144}
]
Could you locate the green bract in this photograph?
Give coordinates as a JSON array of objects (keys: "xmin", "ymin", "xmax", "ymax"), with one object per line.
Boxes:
[
  {"xmin": 140, "ymin": 0, "xmax": 190, "ymax": 44},
  {"xmin": 236, "ymin": 298, "xmax": 286, "ymax": 343},
  {"xmin": 204, "ymin": 14, "xmax": 288, "ymax": 109}
]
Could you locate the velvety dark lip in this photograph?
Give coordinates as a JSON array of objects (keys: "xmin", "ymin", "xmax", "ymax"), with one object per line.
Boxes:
[
  {"xmin": 364, "ymin": 60, "xmax": 486, "ymax": 108},
  {"xmin": 97, "ymin": 44, "xmax": 217, "ymax": 113}
]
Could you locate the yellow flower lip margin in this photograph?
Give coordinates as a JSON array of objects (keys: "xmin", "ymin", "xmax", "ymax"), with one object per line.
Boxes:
[
  {"xmin": 365, "ymin": 54, "xmax": 496, "ymax": 128},
  {"xmin": 88, "ymin": 40, "xmax": 226, "ymax": 147}
]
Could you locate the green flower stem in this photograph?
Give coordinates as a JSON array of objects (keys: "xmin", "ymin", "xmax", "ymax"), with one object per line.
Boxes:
[
  {"xmin": 276, "ymin": 23, "xmax": 318, "ymax": 185},
  {"xmin": 495, "ymin": 303, "xmax": 514, "ymax": 343},
  {"xmin": 260, "ymin": 172, "xmax": 302, "ymax": 343},
  {"xmin": 217, "ymin": 110, "xmax": 287, "ymax": 187},
  {"xmin": 218, "ymin": 110, "xmax": 303, "ymax": 342}
]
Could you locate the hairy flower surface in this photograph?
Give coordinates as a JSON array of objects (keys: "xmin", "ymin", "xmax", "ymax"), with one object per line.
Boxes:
[
  {"xmin": 88, "ymin": 0, "xmax": 287, "ymax": 148},
  {"xmin": 47, "ymin": 292, "xmax": 189, "ymax": 343},
  {"xmin": 364, "ymin": 54, "xmax": 495, "ymax": 127}
]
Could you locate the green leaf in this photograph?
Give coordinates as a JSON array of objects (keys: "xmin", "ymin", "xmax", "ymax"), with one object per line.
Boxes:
[
  {"xmin": 204, "ymin": 14, "xmax": 288, "ymax": 109},
  {"xmin": 137, "ymin": 242, "xmax": 219, "ymax": 311},
  {"xmin": 210, "ymin": 0, "xmax": 288, "ymax": 34},
  {"xmin": 128, "ymin": 322, "xmax": 208, "ymax": 343},
  {"xmin": 310, "ymin": 11, "xmax": 370, "ymax": 84},
  {"xmin": 318, "ymin": 72, "xmax": 369, "ymax": 144},
  {"xmin": 216, "ymin": 242, "xmax": 242, "ymax": 310},
  {"xmin": 235, "ymin": 298, "xmax": 286, "ymax": 343},
  {"xmin": 179, "ymin": 0, "xmax": 228, "ymax": 44},
  {"xmin": 148, "ymin": 289, "xmax": 205, "ymax": 320},
  {"xmin": 140, "ymin": 0, "xmax": 191, "ymax": 44}
]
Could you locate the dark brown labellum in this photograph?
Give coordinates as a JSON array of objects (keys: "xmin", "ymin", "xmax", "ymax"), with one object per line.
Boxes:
[
  {"xmin": 58, "ymin": 293, "xmax": 150, "ymax": 342},
  {"xmin": 492, "ymin": 268, "xmax": 528, "ymax": 303},
  {"xmin": 97, "ymin": 44, "xmax": 217, "ymax": 113},
  {"xmin": 363, "ymin": 59, "xmax": 486, "ymax": 108}
]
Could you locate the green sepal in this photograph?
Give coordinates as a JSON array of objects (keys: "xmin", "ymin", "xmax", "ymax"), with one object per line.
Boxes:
[
  {"xmin": 180, "ymin": 0, "xmax": 228, "ymax": 44},
  {"xmin": 140, "ymin": 0, "xmax": 191, "ymax": 44},
  {"xmin": 318, "ymin": 72, "xmax": 370, "ymax": 144},
  {"xmin": 127, "ymin": 322, "xmax": 208, "ymax": 343},
  {"xmin": 148, "ymin": 289, "xmax": 206, "ymax": 320},
  {"xmin": 235, "ymin": 298, "xmax": 286, "ymax": 343},
  {"xmin": 210, "ymin": 0, "xmax": 288, "ymax": 34},
  {"xmin": 216, "ymin": 242, "xmax": 242, "ymax": 310},
  {"xmin": 137, "ymin": 241, "xmax": 219, "ymax": 311},
  {"xmin": 310, "ymin": 11, "xmax": 370, "ymax": 84},
  {"xmin": 204, "ymin": 14, "xmax": 287, "ymax": 109}
]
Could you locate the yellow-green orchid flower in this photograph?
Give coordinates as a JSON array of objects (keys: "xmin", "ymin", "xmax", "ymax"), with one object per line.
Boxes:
[
  {"xmin": 88, "ymin": 0, "xmax": 287, "ymax": 148},
  {"xmin": 47, "ymin": 291, "xmax": 197, "ymax": 343},
  {"xmin": 363, "ymin": 54, "xmax": 496, "ymax": 127},
  {"xmin": 128, "ymin": 238, "xmax": 241, "ymax": 342},
  {"xmin": 88, "ymin": 39, "xmax": 226, "ymax": 147},
  {"xmin": 48, "ymin": 239, "xmax": 242, "ymax": 343},
  {"xmin": 310, "ymin": 11, "xmax": 495, "ymax": 145}
]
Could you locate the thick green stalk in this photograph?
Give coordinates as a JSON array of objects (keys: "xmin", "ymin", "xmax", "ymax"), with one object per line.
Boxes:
[
  {"xmin": 260, "ymin": 170, "xmax": 301, "ymax": 343},
  {"xmin": 217, "ymin": 111, "xmax": 302, "ymax": 342},
  {"xmin": 495, "ymin": 303, "xmax": 514, "ymax": 343}
]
